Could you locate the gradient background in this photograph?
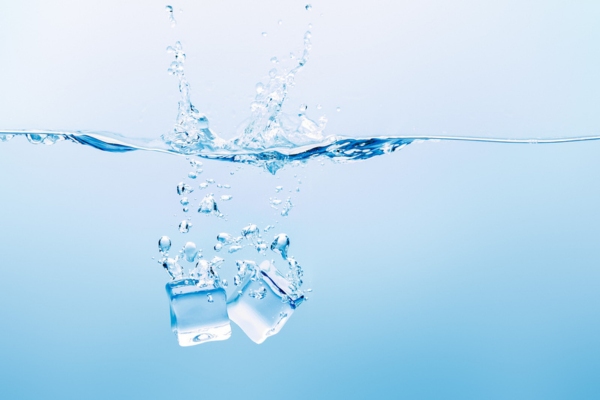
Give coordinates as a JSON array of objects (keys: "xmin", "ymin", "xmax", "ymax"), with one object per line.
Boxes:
[{"xmin": 1, "ymin": 1, "xmax": 600, "ymax": 399}]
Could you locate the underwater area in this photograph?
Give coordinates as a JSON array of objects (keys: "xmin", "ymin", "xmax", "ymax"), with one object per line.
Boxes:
[{"xmin": 1, "ymin": 1, "xmax": 600, "ymax": 399}]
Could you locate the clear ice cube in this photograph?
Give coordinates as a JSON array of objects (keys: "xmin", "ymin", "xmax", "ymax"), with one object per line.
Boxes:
[
  {"xmin": 227, "ymin": 260, "xmax": 304, "ymax": 344},
  {"xmin": 165, "ymin": 279, "xmax": 231, "ymax": 346}
]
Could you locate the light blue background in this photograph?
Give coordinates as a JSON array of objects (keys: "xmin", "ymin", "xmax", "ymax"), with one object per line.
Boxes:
[{"xmin": 1, "ymin": 1, "xmax": 600, "ymax": 399}]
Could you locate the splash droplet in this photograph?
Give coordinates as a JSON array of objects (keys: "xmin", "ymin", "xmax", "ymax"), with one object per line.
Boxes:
[
  {"xmin": 255, "ymin": 83, "xmax": 265, "ymax": 94},
  {"xmin": 221, "ymin": 195, "xmax": 233, "ymax": 201},
  {"xmin": 305, "ymin": 4, "xmax": 312, "ymax": 11},
  {"xmin": 165, "ymin": 5, "xmax": 177, "ymax": 27}
]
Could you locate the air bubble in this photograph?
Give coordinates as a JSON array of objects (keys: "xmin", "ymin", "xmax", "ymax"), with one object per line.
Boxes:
[
  {"xmin": 158, "ymin": 236, "xmax": 172, "ymax": 253},
  {"xmin": 177, "ymin": 182, "xmax": 193, "ymax": 195},
  {"xmin": 183, "ymin": 242, "xmax": 198, "ymax": 262},
  {"xmin": 271, "ymin": 233, "xmax": 290, "ymax": 259},
  {"xmin": 179, "ymin": 220, "xmax": 192, "ymax": 233},
  {"xmin": 198, "ymin": 194, "xmax": 219, "ymax": 214}
]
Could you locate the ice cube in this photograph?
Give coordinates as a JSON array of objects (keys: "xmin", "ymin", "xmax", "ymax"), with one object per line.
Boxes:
[
  {"xmin": 227, "ymin": 260, "xmax": 304, "ymax": 344},
  {"xmin": 165, "ymin": 279, "xmax": 231, "ymax": 346}
]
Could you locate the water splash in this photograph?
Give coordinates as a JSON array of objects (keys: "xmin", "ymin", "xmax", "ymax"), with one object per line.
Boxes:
[{"xmin": 5, "ymin": 129, "xmax": 600, "ymax": 175}]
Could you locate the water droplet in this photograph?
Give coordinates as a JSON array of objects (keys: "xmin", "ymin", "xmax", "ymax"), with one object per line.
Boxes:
[
  {"xmin": 269, "ymin": 68, "xmax": 278, "ymax": 78},
  {"xmin": 190, "ymin": 159, "xmax": 203, "ymax": 168},
  {"xmin": 165, "ymin": 5, "xmax": 177, "ymax": 27},
  {"xmin": 262, "ymin": 32, "xmax": 268, "ymax": 37},
  {"xmin": 264, "ymin": 225, "xmax": 274, "ymax": 232},
  {"xmin": 179, "ymin": 220, "xmax": 192, "ymax": 233},
  {"xmin": 177, "ymin": 182, "xmax": 193, "ymax": 195},
  {"xmin": 158, "ymin": 236, "xmax": 172, "ymax": 253},
  {"xmin": 199, "ymin": 182, "xmax": 209, "ymax": 189},
  {"xmin": 305, "ymin": 4, "xmax": 312, "ymax": 11},
  {"xmin": 270, "ymin": 56, "xmax": 279, "ymax": 64},
  {"xmin": 271, "ymin": 233, "xmax": 290, "ymax": 259},
  {"xmin": 182, "ymin": 207, "xmax": 189, "ymax": 213},
  {"xmin": 336, "ymin": 107, "xmax": 341, "ymax": 112},
  {"xmin": 207, "ymin": 294, "xmax": 214, "ymax": 303},
  {"xmin": 270, "ymin": 198, "xmax": 282, "ymax": 206},
  {"xmin": 299, "ymin": 104, "xmax": 308, "ymax": 114},
  {"xmin": 214, "ymin": 243, "xmax": 223, "ymax": 252},
  {"xmin": 188, "ymin": 171, "xmax": 197, "ymax": 179},
  {"xmin": 278, "ymin": 19, "xmax": 283, "ymax": 25},
  {"xmin": 180, "ymin": 197, "xmax": 189, "ymax": 206},
  {"xmin": 221, "ymin": 195, "xmax": 233, "ymax": 201},
  {"xmin": 206, "ymin": 179, "xmax": 215, "ymax": 184}
]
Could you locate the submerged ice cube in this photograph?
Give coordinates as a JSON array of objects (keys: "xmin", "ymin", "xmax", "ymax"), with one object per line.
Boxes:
[
  {"xmin": 166, "ymin": 279, "xmax": 231, "ymax": 346},
  {"xmin": 227, "ymin": 260, "xmax": 304, "ymax": 344}
]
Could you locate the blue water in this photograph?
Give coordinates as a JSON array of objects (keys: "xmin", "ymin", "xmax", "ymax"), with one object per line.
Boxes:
[
  {"xmin": 2, "ymin": 21, "xmax": 600, "ymax": 349},
  {"xmin": 2, "ymin": 2, "xmax": 600, "ymax": 398}
]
